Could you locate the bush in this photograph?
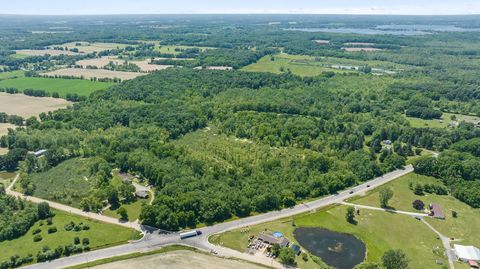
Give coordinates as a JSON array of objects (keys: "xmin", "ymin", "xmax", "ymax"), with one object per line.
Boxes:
[
  {"xmin": 46, "ymin": 217, "xmax": 53, "ymax": 225},
  {"xmin": 452, "ymin": 211, "xmax": 458, "ymax": 218},
  {"xmin": 74, "ymin": 236, "xmax": 80, "ymax": 245},
  {"xmin": 64, "ymin": 221, "xmax": 74, "ymax": 231},
  {"xmin": 412, "ymin": 200, "xmax": 425, "ymax": 210},
  {"xmin": 48, "ymin": 226, "xmax": 57, "ymax": 234},
  {"xmin": 32, "ymin": 228, "xmax": 41, "ymax": 235},
  {"xmin": 82, "ymin": 238, "xmax": 90, "ymax": 245},
  {"xmin": 33, "ymin": 234, "xmax": 42, "ymax": 242}
]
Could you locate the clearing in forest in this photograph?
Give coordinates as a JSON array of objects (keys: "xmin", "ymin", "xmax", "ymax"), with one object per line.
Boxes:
[
  {"xmin": 14, "ymin": 49, "xmax": 80, "ymax": 57},
  {"xmin": 49, "ymin": 42, "xmax": 130, "ymax": 53},
  {"xmin": 77, "ymin": 57, "xmax": 173, "ymax": 72}
]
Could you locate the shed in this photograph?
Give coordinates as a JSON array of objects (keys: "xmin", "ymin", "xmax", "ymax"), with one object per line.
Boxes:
[
  {"xmin": 135, "ymin": 190, "xmax": 149, "ymax": 199},
  {"xmin": 454, "ymin": 244, "xmax": 480, "ymax": 261},
  {"xmin": 291, "ymin": 244, "xmax": 301, "ymax": 255},
  {"xmin": 429, "ymin": 203, "xmax": 445, "ymax": 219}
]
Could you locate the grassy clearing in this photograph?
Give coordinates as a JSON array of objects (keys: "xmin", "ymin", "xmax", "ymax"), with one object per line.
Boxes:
[
  {"xmin": 155, "ymin": 45, "xmax": 212, "ymax": 55},
  {"xmin": 0, "ymin": 70, "xmax": 24, "ymax": 80},
  {"xmin": 0, "ymin": 77, "xmax": 113, "ymax": 97},
  {"xmin": 353, "ymin": 173, "xmax": 480, "ymax": 246},
  {"xmin": 242, "ymin": 54, "xmax": 349, "ymax": 77},
  {"xmin": 21, "ymin": 158, "xmax": 93, "ymax": 208},
  {"xmin": 103, "ymin": 199, "xmax": 145, "ymax": 221},
  {"xmin": 44, "ymin": 68, "xmax": 144, "ymax": 81},
  {"xmin": 0, "ymin": 210, "xmax": 141, "ymax": 264},
  {"xmin": 406, "ymin": 112, "xmax": 480, "ymax": 129}
]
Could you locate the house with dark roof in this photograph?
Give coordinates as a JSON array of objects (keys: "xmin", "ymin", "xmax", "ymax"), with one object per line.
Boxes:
[{"xmin": 258, "ymin": 233, "xmax": 290, "ymax": 248}]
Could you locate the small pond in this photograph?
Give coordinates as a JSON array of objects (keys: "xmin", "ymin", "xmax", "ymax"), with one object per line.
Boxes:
[{"xmin": 294, "ymin": 227, "xmax": 366, "ymax": 269}]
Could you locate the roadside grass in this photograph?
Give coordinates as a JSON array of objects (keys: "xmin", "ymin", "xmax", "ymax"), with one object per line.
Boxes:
[
  {"xmin": 353, "ymin": 173, "xmax": 480, "ymax": 246},
  {"xmin": 0, "ymin": 210, "xmax": 141, "ymax": 264},
  {"xmin": 0, "ymin": 77, "xmax": 114, "ymax": 97},
  {"xmin": 18, "ymin": 158, "xmax": 93, "ymax": 208},
  {"xmin": 103, "ymin": 198, "xmax": 145, "ymax": 221},
  {"xmin": 65, "ymin": 245, "xmax": 197, "ymax": 269},
  {"xmin": 242, "ymin": 54, "xmax": 351, "ymax": 77},
  {"xmin": 406, "ymin": 112, "xmax": 480, "ymax": 129},
  {"xmin": 0, "ymin": 70, "xmax": 24, "ymax": 80}
]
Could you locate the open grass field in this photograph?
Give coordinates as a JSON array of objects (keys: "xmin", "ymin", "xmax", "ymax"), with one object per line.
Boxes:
[
  {"xmin": 406, "ymin": 112, "xmax": 480, "ymax": 129},
  {"xmin": 0, "ymin": 70, "xmax": 24, "ymax": 80},
  {"xmin": 14, "ymin": 49, "xmax": 80, "ymax": 57},
  {"xmin": 0, "ymin": 122, "xmax": 16, "ymax": 137},
  {"xmin": 103, "ymin": 199, "xmax": 145, "ymax": 221},
  {"xmin": 0, "ymin": 210, "xmax": 141, "ymax": 264},
  {"xmin": 242, "ymin": 54, "xmax": 350, "ymax": 77},
  {"xmin": 49, "ymin": 42, "xmax": 129, "ymax": 53},
  {"xmin": 22, "ymin": 158, "xmax": 94, "ymax": 208},
  {"xmin": 0, "ymin": 77, "xmax": 114, "ymax": 97},
  {"xmin": 0, "ymin": 92, "xmax": 71, "ymax": 117},
  {"xmin": 45, "ymin": 68, "xmax": 145, "ymax": 81},
  {"xmin": 89, "ymin": 250, "xmax": 268, "ymax": 269},
  {"xmin": 352, "ymin": 172, "xmax": 480, "ymax": 247}
]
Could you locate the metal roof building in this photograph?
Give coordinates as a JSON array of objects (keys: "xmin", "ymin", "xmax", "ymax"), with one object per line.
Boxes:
[{"xmin": 454, "ymin": 244, "xmax": 480, "ymax": 262}]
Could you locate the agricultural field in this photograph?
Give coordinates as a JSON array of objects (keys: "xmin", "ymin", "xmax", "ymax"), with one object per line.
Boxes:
[
  {"xmin": 0, "ymin": 210, "xmax": 141, "ymax": 264},
  {"xmin": 242, "ymin": 54, "xmax": 353, "ymax": 76},
  {"xmin": 0, "ymin": 77, "xmax": 114, "ymax": 97},
  {"xmin": 14, "ymin": 49, "xmax": 80, "ymax": 57},
  {"xmin": 343, "ymin": 47, "xmax": 384, "ymax": 52},
  {"xmin": 48, "ymin": 42, "xmax": 130, "ymax": 53},
  {"xmin": 0, "ymin": 123, "xmax": 16, "ymax": 137},
  {"xmin": 155, "ymin": 45, "xmax": 212, "ymax": 55},
  {"xmin": 89, "ymin": 250, "xmax": 268, "ymax": 269},
  {"xmin": 0, "ymin": 92, "xmax": 71, "ymax": 117},
  {"xmin": 76, "ymin": 57, "xmax": 173, "ymax": 72},
  {"xmin": 44, "ymin": 68, "xmax": 145, "ymax": 80},
  {"xmin": 18, "ymin": 158, "xmax": 94, "ymax": 208}
]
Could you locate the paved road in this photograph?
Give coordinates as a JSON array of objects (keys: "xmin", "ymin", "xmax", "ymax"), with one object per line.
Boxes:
[
  {"xmin": 22, "ymin": 165, "xmax": 414, "ymax": 269},
  {"xmin": 6, "ymin": 175, "xmax": 142, "ymax": 231}
]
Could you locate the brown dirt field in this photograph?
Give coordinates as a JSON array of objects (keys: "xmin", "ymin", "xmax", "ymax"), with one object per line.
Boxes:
[
  {"xmin": 0, "ymin": 123, "xmax": 16, "ymax": 137},
  {"xmin": 44, "ymin": 68, "xmax": 145, "ymax": 80},
  {"xmin": 0, "ymin": 92, "xmax": 72, "ymax": 118},
  {"xmin": 343, "ymin": 47, "xmax": 384, "ymax": 52},
  {"xmin": 77, "ymin": 57, "xmax": 173, "ymax": 72},
  {"xmin": 343, "ymin": 42, "xmax": 376, "ymax": 46},
  {"xmin": 14, "ymin": 49, "xmax": 80, "ymax": 56},
  {"xmin": 90, "ymin": 250, "xmax": 267, "ymax": 269}
]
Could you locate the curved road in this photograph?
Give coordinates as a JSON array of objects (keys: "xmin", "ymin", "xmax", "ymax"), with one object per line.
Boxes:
[{"xmin": 21, "ymin": 165, "xmax": 414, "ymax": 269}]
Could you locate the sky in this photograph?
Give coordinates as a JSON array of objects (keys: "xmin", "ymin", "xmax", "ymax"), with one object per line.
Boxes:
[{"xmin": 1, "ymin": 0, "xmax": 480, "ymax": 15}]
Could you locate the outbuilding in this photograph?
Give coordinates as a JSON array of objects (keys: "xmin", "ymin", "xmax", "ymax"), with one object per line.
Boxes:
[
  {"xmin": 454, "ymin": 244, "xmax": 480, "ymax": 262},
  {"xmin": 33, "ymin": 149, "xmax": 47, "ymax": 158},
  {"xmin": 135, "ymin": 190, "xmax": 149, "ymax": 199}
]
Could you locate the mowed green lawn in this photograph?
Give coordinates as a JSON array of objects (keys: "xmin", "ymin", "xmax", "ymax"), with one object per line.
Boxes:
[
  {"xmin": 0, "ymin": 210, "xmax": 141, "ymax": 264},
  {"xmin": 0, "ymin": 70, "xmax": 24, "ymax": 80},
  {"xmin": 211, "ymin": 204, "xmax": 446, "ymax": 269},
  {"xmin": 242, "ymin": 54, "xmax": 353, "ymax": 77},
  {"xmin": 0, "ymin": 77, "xmax": 114, "ymax": 97},
  {"xmin": 406, "ymin": 112, "xmax": 480, "ymax": 129},
  {"xmin": 352, "ymin": 172, "xmax": 480, "ymax": 246},
  {"xmin": 103, "ymin": 199, "xmax": 146, "ymax": 221}
]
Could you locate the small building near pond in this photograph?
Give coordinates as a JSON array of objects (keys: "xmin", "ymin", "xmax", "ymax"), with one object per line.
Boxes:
[{"xmin": 258, "ymin": 233, "xmax": 290, "ymax": 248}]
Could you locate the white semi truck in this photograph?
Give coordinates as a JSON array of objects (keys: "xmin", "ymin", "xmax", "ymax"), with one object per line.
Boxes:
[{"xmin": 179, "ymin": 230, "xmax": 202, "ymax": 239}]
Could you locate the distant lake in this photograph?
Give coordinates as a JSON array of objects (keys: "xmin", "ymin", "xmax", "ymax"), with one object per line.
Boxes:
[
  {"xmin": 283, "ymin": 27, "xmax": 430, "ymax": 35},
  {"xmin": 294, "ymin": 227, "xmax": 366, "ymax": 269},
  {"xmin": 376, "ymin": 24, "xmax": 480, "ymax": 32}
]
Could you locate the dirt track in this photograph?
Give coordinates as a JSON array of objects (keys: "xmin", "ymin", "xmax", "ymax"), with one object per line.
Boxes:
[
  {"xmin": 0, "ymin": 93, "xmax": 71, "ymax": 117},
  {"xmin": 90, "ymin": 250, "xmax": 268, "ymax": 269}
]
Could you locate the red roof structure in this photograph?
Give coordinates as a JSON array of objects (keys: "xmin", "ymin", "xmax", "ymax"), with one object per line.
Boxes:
[{"xmin": 469, "ymin": 260, "xmax": 479, "ymax": 268}]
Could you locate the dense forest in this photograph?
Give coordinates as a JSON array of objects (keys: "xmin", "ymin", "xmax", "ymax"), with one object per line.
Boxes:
[{"xmin": 1, "ymin": 15, "xmax": 480, "ymax": 231}]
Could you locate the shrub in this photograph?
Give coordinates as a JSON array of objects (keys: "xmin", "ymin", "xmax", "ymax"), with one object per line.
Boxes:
[
  {"xmin": 64, "ymin": 221, "xmax": 74, "ymax": 231},
  {"xmin": 46, "ymin": 218, "xmax": 53, "ymax": 225},
  {"xmin": 48, "ymin": 226, "xmax": 57, "ymax": 234},
  {"xmin": 452, "ymin": 211, "xmax": 458, "ymax": 218},
  {"xmin": 33, "ymin": 234, "xmax": 42, "ymax": 242},
  {"xmin": 74, "ymin": 237, "xmax": 80, "ymax": 245},
  {"xmin": 82, "ymin": 238, "xmax": 90, "ymax": 245},
  {"xmin": 412, "ymin": 200, "xmax": 425, "ymax": 210},
  {"xmin": 32, "ymin": 228, "xmax": 41, "ymax": 235}
]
